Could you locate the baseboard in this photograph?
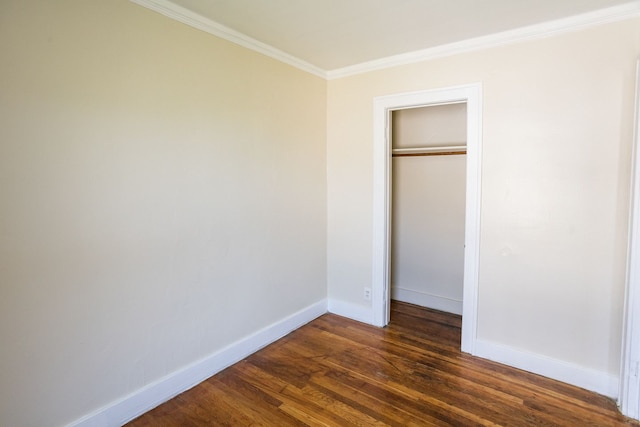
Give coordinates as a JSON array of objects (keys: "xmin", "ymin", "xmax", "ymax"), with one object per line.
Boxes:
[
  {"xmin": 474, "ymin": 339, "xmax": 619, "ymax": 399},
  {"xmin": 69, "ymin": 299, "xmax": 328, "ymax": 427},
  {"xmin": 327, "ymin": 298, "xmax": 374, "ymax": 325},
  {"xmin": 391, "ymin": 287, "xmax": 463, "ymax": 315}
]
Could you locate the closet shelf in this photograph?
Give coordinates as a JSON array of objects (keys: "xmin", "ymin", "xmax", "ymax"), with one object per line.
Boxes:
[{"xmin": 392, "ymin": 145, "xmax": 466, "ymax": 157}]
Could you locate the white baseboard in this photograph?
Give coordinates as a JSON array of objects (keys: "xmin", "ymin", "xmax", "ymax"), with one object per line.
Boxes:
[
  {"xmin": 474, "ymin": 339, "xmax": 619, "ymax": 399},
  {"xmin": 391, "ymin": 287, "xmax": 463, "ymax": 315},
  {"xmin": 69, "ymin": 299, "xmax": 328, "ymax": 427},
  {"xmin": 327, "ymin": 299, "xmax": 374, "ymax": 324}
]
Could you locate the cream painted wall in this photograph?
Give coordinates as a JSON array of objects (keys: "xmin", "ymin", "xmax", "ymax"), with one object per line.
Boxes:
[
  {"xmin": 391, "ymin": 155, "xmax": 466, "ymax": 312},
  {"xmin": 0, "ymin": 1, "xmax": 326, "ymax": 426},
  {"xmin": 392, "ymin": 103, "xmax": 467, "ymax": 148},
  {"xmin": 327, "ymin": 19, "xmax": 640, "ymax": 378},
  {"xmin": 391, "ymin": 105, "xmax": 467, "ymax": 313}
]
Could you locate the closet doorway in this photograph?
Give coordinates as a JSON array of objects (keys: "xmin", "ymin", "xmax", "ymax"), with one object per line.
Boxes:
[
  {"xmin": 372, "ymin": 84, "xmax": 482, "ymax": 354},
  {"xmin": 390, "ymin": 103, "xmax": 467, "ymax": 320}
]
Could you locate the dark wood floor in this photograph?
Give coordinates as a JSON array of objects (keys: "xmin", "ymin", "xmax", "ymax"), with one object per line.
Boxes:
[{"xmin": 127, "ymin": 301, "xmax": 639, "ymax": 426}]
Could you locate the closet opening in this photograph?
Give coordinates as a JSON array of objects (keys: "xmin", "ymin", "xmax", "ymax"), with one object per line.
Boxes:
[
  {"xmin": 389, "ymin": 103, "xmax": 467, "ymax": 342},
  {"xmin": 372, "ymin": 84, "xmax": 482, "ymax": 354}
]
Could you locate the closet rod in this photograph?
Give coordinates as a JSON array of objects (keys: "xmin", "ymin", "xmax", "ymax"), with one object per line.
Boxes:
[
  {"xmin": 392, "ymin": 145, "xmax": 466, "ymax": 157},
  {"xmin": 393, "ymin": 150, "xmax": 466, "ymax": 157}
]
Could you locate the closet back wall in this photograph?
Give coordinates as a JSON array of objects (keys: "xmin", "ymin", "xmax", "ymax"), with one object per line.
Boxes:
[{"xmin": 391, "ymin": 104, "xmax": 467, "ymax": 314}]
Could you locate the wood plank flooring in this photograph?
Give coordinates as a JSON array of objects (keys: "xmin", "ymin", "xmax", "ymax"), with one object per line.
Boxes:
[{"xmin": 127, "ymin": 301, "xmax": 640, "ymax": 426}]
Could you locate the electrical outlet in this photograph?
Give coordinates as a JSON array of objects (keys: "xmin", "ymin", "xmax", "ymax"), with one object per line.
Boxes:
[{"xmin": 364, "ymin": 287, "xmax": 372, "ymax": 301}]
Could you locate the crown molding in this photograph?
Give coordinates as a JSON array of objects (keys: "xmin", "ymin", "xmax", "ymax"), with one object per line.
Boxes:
[
  {"xmin": 129, "ymin": 0, "xmax": 327, "ymax": 79},
  {"xmin": 326, "ymin": 1, "xmax": 640, "ymax": 80},
  {"xmin": 130, "ymin": 0, "xmax": 640, "ymax": 81}
]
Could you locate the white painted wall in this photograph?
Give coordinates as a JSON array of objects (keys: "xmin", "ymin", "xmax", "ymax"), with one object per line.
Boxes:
[
  {"xmin": 0, "ymin": 1, "xmax": 326, "ymax": 426},
  {"xmin": 391, "ymin": 105, "xmax": 467, "ymax": 314},
  {"xmin": 327, "ymin": 18, "xmax": 640, "ymax": 390}
]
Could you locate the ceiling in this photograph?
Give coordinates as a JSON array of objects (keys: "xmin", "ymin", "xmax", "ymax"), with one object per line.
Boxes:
[{"xmin": 159, "ymin": 0, "xmax": 637, "ymax": 72}]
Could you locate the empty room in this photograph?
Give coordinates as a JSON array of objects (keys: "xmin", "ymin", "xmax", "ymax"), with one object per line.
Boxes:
[{"xmin": 2, "ymin": 0, "xmax": 640, "ymax": 425}]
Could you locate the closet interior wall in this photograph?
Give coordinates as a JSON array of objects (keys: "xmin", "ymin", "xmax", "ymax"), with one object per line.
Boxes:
[{"xmin": 391, "ymin": 103, "xmax": 467, "ymax": 315}]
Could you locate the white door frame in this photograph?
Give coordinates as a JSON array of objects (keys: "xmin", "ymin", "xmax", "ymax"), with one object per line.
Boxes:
[
  {"xmin": 372, "ymin": 83, "xmax": 482, "ymax": 354},
  {"xmin": 620, "ymin": 59, "xmax": 640, "ymax": 419}
]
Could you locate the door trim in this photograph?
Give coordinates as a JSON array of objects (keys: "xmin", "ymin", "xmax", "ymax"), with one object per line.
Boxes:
[
  {"xmin": 372, "ymin": 83, "xmax": 482, "ymax": 354},
  {"xmin": 620, "ymin": 59, "xmax": 640, "ymax": 419}
]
